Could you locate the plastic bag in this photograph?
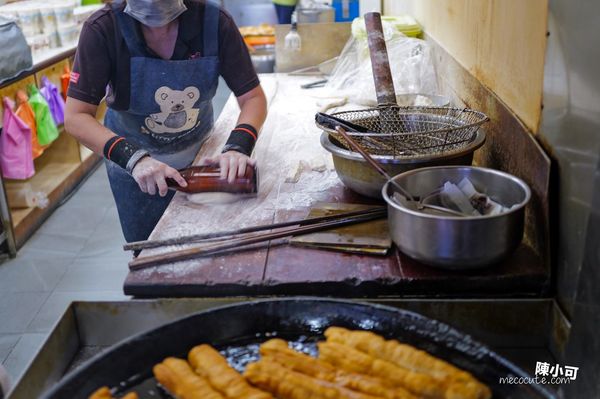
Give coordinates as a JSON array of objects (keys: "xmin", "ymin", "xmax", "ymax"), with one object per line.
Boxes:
[
  {"xmin": 5, "ymin": 181, "xmax": 49, "ymax": 209},
  {"xmin": 0, "ymin": 97, "xmax": 35, "ymax": 180},
  {"xmin": 40, "ymin": 76, "xmax": 66, "ymax": 125},
  {"xmin": 0, "ymin": 16, "xmax": 33, "ymax": 84},
  {"xmin": 61, "ymin": 64, "xmax": 70, "ymax": 101},
  {"xmin": 28, "ymin": 84, "xmax": 59, "ymax": 146},
  {"xmin": 351, "ymin": 16, "xmax": 399, "ymax": 41},
  {"xmin": 324, "ymin": 20, "xmax": 438, "ymax": 106},
  {"xmin": 15, "ymin": 89, "xmax": 45, "ymax": 159}
]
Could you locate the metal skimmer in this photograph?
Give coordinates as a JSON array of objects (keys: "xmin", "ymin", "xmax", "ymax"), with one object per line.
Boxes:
[{"xmin": 316, "ymin": 106, "xmax": 489, "ymax": 158}]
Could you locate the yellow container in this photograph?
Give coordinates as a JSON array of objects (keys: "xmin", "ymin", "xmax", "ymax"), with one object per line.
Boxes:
[
  {"xmin": 352, "ymin": 14, "xmax": 422, "ymax": 39},
  {"xmin": 382, "ymin": 15, "xmax": 422, "ymax": 38}
]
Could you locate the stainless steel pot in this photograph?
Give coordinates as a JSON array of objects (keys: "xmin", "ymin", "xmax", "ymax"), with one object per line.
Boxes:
[
  {"xmin": 382, "ymin": 166, "xmax": 531, "ymax": 269},
  {"xmin": 320, "ymin": 131, "xmax": 486, "ymax": 198}
]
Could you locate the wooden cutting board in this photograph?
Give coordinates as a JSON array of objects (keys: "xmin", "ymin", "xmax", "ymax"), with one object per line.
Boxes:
[{"xmin": 290, "ymin": 202, "xmax": 391, "ymax": 255}]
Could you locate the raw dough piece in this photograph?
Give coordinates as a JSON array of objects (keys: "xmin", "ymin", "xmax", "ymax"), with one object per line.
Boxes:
[
  {"xmin": 186, "ymin": 192, "xmax": 246, "ymax": 205},
  {"xmin": 317, "ymin": 97, "xmax": 348, "ymax": 113},
  {"xmin": 285, "ymin": 157, "xmax": 332, "ymax": 184},
  {"xmin": 285, "ymin": 161, "xmax": 308, "ymax": 183},
  {"xmin": 308, "ymin": 156, "xmax": 327, "ymax": 172}
]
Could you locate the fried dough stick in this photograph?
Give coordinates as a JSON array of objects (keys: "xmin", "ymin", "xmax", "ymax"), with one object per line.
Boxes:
[
  {"xmin": 244, "ymin": 357, "xmax": 383, "ymax": 399},
  {"xmin": 88, "ymin": 386, "xmax": 138, "ymax": 399},
  {"xmin": 319, "ymin": 341, "xmax": 446, "ymax": 399},
  {"xmin": 325, "ymin": 327, "xmax": 491, "ymax": 399},
  {"xmin": 260, "ymin": 339, "xmax": 337, "ymax": 380},
  {"xmin": 188, "ymin": 344, "xmax": 273, "ymax": 399},
  {"xmin": 153, "ymin": 357, "xmax": 224, "ymax": 399},
  {"xmin": 89, "ymin": 387, "xmax": 113, "ymax": 399},
  {"xmin": 325, "ymin": 327, "xmax": 466, "ymax": 380},
  {"xmin": 260, "ymin": 339, "xmax": 417, "ymax": 399}
]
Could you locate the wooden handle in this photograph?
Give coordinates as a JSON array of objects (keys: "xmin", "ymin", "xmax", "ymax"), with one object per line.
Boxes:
[{"xmin": 365, "ymin": 12, "xmax": 397, "ymax": 107}]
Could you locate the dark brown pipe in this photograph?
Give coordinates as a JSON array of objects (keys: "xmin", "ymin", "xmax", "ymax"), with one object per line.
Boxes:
[{"xmin": 365, "ymin": 12, "xmax": 397, "ymax": 107}]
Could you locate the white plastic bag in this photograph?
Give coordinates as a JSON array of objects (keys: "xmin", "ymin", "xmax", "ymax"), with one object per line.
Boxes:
[{"xmin": 325, "ymin": 19, "xmax": 438, "ymax": 106}]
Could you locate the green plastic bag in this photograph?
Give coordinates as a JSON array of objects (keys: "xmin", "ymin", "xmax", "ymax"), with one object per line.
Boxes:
[{"xmin": 28, "ymin": 84, "xmax": 59, "ymax": 146}]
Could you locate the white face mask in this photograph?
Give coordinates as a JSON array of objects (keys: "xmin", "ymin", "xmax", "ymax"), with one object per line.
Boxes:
[{"xmin": 124, "ymin": 0, "xmax": 187, "ymax": 27}]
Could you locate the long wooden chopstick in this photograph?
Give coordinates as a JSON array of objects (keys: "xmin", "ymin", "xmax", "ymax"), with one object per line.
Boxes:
[
  {"xmin": 124, "ymin": 207, "xmax": 386, "ymax": 252},
  {"xmin": 128, "ymin": 209, "xmax": 387, "ymax": 271}
]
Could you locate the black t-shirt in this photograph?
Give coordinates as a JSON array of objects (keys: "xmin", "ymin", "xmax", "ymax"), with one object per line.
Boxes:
[{"xmin": 68, "ymin": 0, "xmax": 260, "ymax": 110}]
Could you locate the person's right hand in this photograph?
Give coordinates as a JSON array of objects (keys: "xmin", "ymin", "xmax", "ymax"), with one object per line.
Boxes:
[{"xmin": 131, "ymin": 156, "xmax": 187, "ymax": 196}]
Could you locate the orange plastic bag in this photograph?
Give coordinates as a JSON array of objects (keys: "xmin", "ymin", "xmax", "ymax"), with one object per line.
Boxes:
[
  {"xmin": 15, "ymin": 90, "xmax": 45, "ymax": 159},
  {"xmin": 61, "ymin": 64, "xmax": 70, "ymax": 101}
]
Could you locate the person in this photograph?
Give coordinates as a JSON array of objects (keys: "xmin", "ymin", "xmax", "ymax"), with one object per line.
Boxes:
[
  {"xmin": 65, "ymin": 0, "xmax": 267, "ymax": 243},
  {"xmin": 273, "ymin": 0, "xmax": 298, "ymax": 24}
]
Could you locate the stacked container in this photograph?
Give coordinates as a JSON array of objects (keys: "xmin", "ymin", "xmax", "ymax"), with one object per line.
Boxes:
[{"xmin": 0, "ymin": 1, "xmax": 78, "ymax": 57}]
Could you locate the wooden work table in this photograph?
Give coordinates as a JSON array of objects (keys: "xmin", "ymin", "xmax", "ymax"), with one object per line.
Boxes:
[{"xmin": 123, "ymin": 74, "xmax": 549, "ymax": 298}]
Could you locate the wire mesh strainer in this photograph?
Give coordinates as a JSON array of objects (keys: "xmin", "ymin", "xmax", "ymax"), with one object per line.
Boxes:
[{"xmin": 316, "ymin": 106, "xmax": 489, "ymax": 158}]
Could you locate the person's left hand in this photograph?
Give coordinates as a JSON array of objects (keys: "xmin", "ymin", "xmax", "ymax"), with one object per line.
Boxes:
[{"xmin": 201, "ymin": 151, "xmax": 256, "ymax": 183}]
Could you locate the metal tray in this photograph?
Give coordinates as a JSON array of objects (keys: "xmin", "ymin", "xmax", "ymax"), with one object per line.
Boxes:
[{"xmin": 38, "ymin": 298, "xmax": 557, "ymax": 399}]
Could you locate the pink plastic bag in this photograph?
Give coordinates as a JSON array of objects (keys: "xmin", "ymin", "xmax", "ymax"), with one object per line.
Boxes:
[
  {"xmin": 0, "ymin": 97, "xmax": 35, "ymax": 180},
  {"xmin": 40, "ymin": 76, "xmax": 65, "ymax": 125}
]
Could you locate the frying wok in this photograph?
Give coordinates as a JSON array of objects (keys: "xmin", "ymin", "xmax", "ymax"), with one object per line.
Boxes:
[{"xmin": 41, "ymin": 298, "xmax": 557, "ymax": 399}]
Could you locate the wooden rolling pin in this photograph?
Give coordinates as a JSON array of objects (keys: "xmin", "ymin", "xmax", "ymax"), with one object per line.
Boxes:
[{"xmin": 167, "ymin": 165, "xmax": 258, "ymax": 194}]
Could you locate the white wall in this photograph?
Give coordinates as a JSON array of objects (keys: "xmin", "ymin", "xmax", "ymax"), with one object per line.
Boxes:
[
  {"xmin": 383, "ymin": 0, "xmax": 415, "ymax": 15},
  {"xmin": 360, "ymin": 0, "xmax": 382, "ymax": 15},
  {"xmin": 382, "ymin": 0, "xmax": 548, "ymax": 133}
]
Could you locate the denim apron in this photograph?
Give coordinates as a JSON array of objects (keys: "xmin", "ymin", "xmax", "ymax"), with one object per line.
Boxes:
[{"xmin": 104, "ymin": 3, "xmax": 219, "ymax": 242}]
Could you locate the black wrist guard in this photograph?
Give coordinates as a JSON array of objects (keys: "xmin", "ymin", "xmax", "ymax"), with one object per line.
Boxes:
[
  {"xmin": 103, "ymin": 136, "xmax": 148, "ymax": 173},
  {"xmin": 222, "ymin": 124, "xmax": 258, "ymax": 156}
]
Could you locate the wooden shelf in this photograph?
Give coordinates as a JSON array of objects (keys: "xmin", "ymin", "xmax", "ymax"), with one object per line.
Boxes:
[
  {"xmin": 10, "ymin": 209, "xmax": 32, "ymax": 230},
  {"xmin": 0, "ymin": 49, "xmax": 103, "ymax": 254},
  {"xmin": 4, "ymin": 131, "xmax": 101, "ymax": 249},
  {"xmin": 9, "ymin": 163, "xmax": 80, "ymax": 227},
  {"xmin": 32, "ymin": 46, "xmax": 76, "ymax": 67}
]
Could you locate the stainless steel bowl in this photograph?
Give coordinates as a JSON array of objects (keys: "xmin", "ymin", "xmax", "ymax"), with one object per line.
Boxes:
[
  {"xmin": 382, "ymin": 166, "xmax": 531, "ymax": 269},
  {"xmin": 382, "ymin": 166, "xmax": 531, "ymax": 270},
  {"xmin": 251, "ymin": 44, "xmax": 275, "ymax": 73},
  {"xmin": 320, "ymin": 131, "xmax": 485, "ymax": 198}
]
